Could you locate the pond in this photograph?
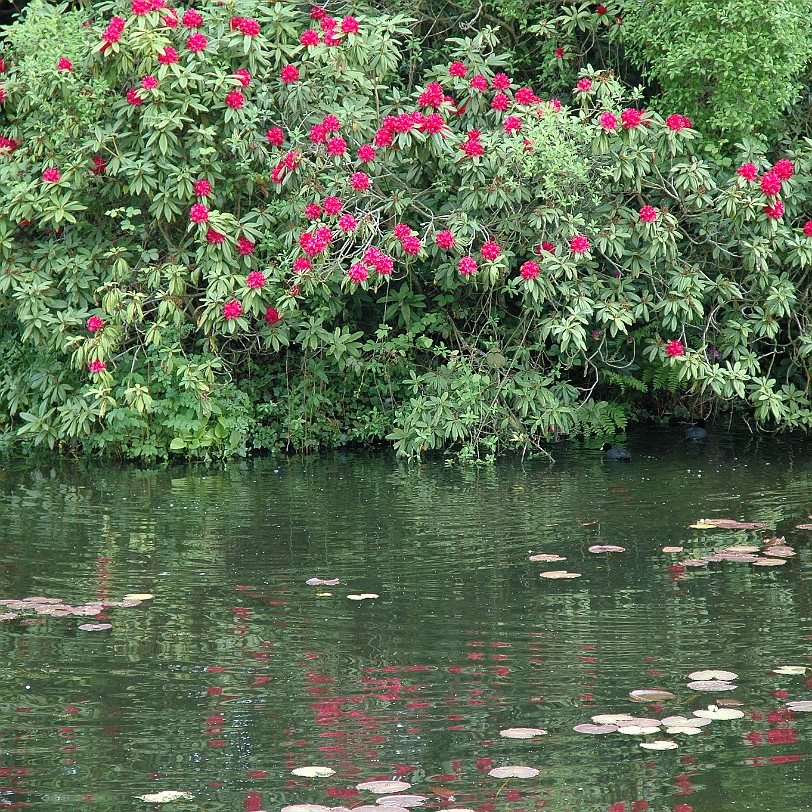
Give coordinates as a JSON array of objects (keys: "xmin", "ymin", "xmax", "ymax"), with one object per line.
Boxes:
[{"xmin": 0, "ymin": 428, "xmax": 810, "ymax": 812}]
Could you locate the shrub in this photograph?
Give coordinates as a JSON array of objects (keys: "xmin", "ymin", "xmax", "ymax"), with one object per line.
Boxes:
[{"xmin": 1, "ymin": 0, "xmax": 812, "ymax": 461}]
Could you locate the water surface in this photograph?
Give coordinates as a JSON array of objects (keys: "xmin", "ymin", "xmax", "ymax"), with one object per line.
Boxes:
[{"xmin": 0, "ymin": 428, "xmax": 810, "ymax": 811}]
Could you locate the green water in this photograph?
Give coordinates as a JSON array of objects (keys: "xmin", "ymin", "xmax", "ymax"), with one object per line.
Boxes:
[{"xmin": 0, "ymin": 428, "xmax": 811, "ymax": 812}]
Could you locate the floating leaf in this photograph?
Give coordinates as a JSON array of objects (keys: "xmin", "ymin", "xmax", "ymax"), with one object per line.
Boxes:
[
  {"xmin": 661, "ymin": 715, "xmax": 711, "ymax": 728},
  {"xmin": 679, "ymin": 559, "xmax": 710, "ymax": 567},
  {"xmin": 629, "ymin": 689, "xmax": 675, "ymax": 702},
  {"xmin": 573, "ymin": 723, "xmax": 617, "ymax": 734},
  {"xmin": 763, "ymin": 546, "xmax": 795, "ymax": 557},
  {"xmin": 716, "ymin": 698, "xmax": 745, "ymax": 707},
  {"xmin": 725, "ymin": 546, "xmax": 760, "ymax": 553},
  {"xmin": 538, "ymin": 571, "xmax": 581, "ymax": 579},
  {"xmin": 687, "ymin": 680, "xmax": 737, "ymax": 691},
  {"xmin": 640, "ymin": 740, "xmax": 678, "ymax": 750},
  {"xmin": 136, "ymin": 791, "xmax": 194, "ymax": 803},
  {"xmin": 528, "ymin": 554, "xmax": 566, "ymax": 562},
  {"xmin": 123, "ymin": 593, "xmax": 154, "ymax": 601},
  {"xmin": 665, "ymin": 726, "xmax": 702, "ymax": 735},
  {"xmin": 693, "ymin": 707, "xmax": 745, "ymax": 720},
  {"xmin": 376, "ymin": 796, "xmax": 425, "ymax": 807},
  {"xmin": 306, "ymin": 578, "xmax": 340, "ymax": 586},
  {"xmin": 786, "ymin": 701, "xmax": 812, "ymax": 712},
  {"xmin": 690, "ymin": 519, "xmax": 769, "ymax": 530},
  {"xmin": 772, "ymin": 666, "xmax": 807, "ymax": 675},
  {"xmin": 292, "ymin": 766, "xmax": 336, "ymax": 777},
  {"xmin": 500, "ymin": 727, "xmax": 547, "ymax": 738},
  {"xmin": 356, "ymin": 782, "xmax": 411, "ymax": 794},
  {"xmin": 281, "ymin": 806, "xmax": 333, "ymax": 812},
  {"xmin": 751, "ymin": 558, "xmax": 787, "ymax": 566},
  {"xmin": 487, "ymin": 766, "xmax": 539, "ymax": 779},
  {"xmin": 588, "ymin": 545, "xmax": 626, "ymax": 553},
  {"xmin": 794, "ymin": 523, "xmax": 812, "ymax": 530},
  {"xmin": 617, "ymin": 725, "xmax": 661, "ymax": 735},
  {"xmin": 592, "ymin": 714, "xmax": 634, "ymax": 724},
  {"xmin": 347, "ymin": 594, "xmax": 380, "ymax": 600},
  {"xmin": 662, "ymin": 546, "xmax": 684, "ymax": 553},
  {"xmin": 78, "ymin": 623, "xmax": 112, "ymax": 631},
  {"xmin": 688, "ymin": 669, "xmax": 738, "ymax": 681}
]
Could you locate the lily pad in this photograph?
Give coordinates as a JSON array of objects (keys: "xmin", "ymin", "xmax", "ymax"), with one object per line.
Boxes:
[
  {"xmin": 617, "ymin": 725, "xmax": 661, "ymax": 735},
  {"xmin": 356, "ymin": 782, "xmax": 411, "ymax": 794},
  {"xmin": 751, "ymin": 557, "xmax": 787, "ymax": 566},
  {"xmin": 538, "ymin": 571, "xmax": 581, "ymax": 579},
  {"xmin": 772, "ymin": 666, "xmax": 807, "ymax": 675},
  {"xmin": 281, "ymin": 807, "xmax": 333, "ymax": 812},
  {"xmin": 629, "ymin": 689, "xmax": 675, "ymax": 702},
  {"xmin": 724, "ymin": 546, "xmax": 760, "ymax": 553},
  {"xmin": 588, "ymin": 545, "xmax": 626, "ymax": 553},
  {"xmin": 292, "ymin": 766, "xmax": 336, "ymax": 777},
  {"xmin": 573, "ymin": 723, "xmax": 617, "ymax": 734},
  {"xmin": 665, "ymin": 726, "xmax": 703, "ymax": 735},
  {"xmin": 640, "ymin": 740, "xmax": 678, "ymax": 750},
  {"xmin": 688, "ymin": 669, "xmax": 738, "ymax": 681},
  {"xmin": 136, "ymin": 791, "xmax": 195, "ymax": 803},
  {"xmin": 592, "ymin": 713, "xmax": 634, "ymax": 724},
  {"xmin": 763, "ymin": 546, "xmax": 795, "ymax": 557},
  {"xmin": 693, "ymin": 707, "xmax": 745, "ymax": 720},
  {"xmin": 347, "ymin": 593, "xmax": 380, "ymax": 600},
  {"xmin": 78, "ymin": 623, "xmax": 112, "ymax": 631},
  {"xmin": 487, "ymin": 766, "xmax": 540, "ymax": 779},
  {"xmin": 528, "ymin": 554, "xmax": 566, "ymax": 562},
  {"xmin": 786, "ymin": 701, "xmax": 812, "ymax": 712},
  {"xmin": 307, "ymin": 578, "xmax": 340, "ymax": 586},
  {"xmin": 123, "ymin": 593, "xmax": 154, "ymax": 601},
  {"xmin": 690, "ymin": 519, "xmax": 769, "ymax": 530},
  {"xmin": 794, "ymin": 523, "xmax": 812, "ymax": 530},
  {"xmin": 662, "ymin": 546, "xmax": 684, "ymax": 553},
  {"xmin": 687, "ymin": 680, "xmax": 737, "ymax": 691},
  {"xmin": 376, "ymin": 796, "xmax": 425, "ymax": 807},
  {"xmin": 500, "ymin": 727, "xmax": 547, "ymax": 738},
  {"xmin": 661, "ymin": 715, "xmax": 711, "ymax": 728}
]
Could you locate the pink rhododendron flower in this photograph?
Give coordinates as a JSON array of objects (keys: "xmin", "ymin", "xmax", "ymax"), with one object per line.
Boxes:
[
  {"xmin": 639, "ymin": 205, "xmax": 657, "ymax": 223},
  {"xmin": 491, "ymin": 92, "xmax": 509, "ymax": 111},
  {"xmin": 141, "ymin": 75, "xmax": 158, "ymax": 90},
  {"xmin": 246, "ymin": 271, "xmax": 266, "ymax": 289},
  {"xmin": 187, "ymin": 33, "xmax": 207, "ymax": 52},
  {"xmin": 665, "ymin": 339, "xmax": 684, "ymax": 357},
  {"xmin": 87, "ymin": 316, "xmax": 104, "ymax": 332},
  {"xmin": 421, "ymin": 113, "xmax": 445, "ymax": 134},
  {"xmin": 305, "ymin": 203, "xmax": 322, "ymax": 219},
  {"xmin": 393, "ymin": 224, "xmax": 411, "ymax": 240},
  {"xmin": 239, "ymin": 18, "xmax": 260, "ymax": 36},
  {"xmin": 126, "ymin": 88, "xmax": 143, "ymax": 106},
  {"xmin": 520, "ymin": 261, "xmax": 540, "ymax": 279},
  {"xmin": 570, "ymin": 235, "xmax": 590, "ymax": 253},
  {"xmin": 435, "ymin": 230, "xmax": 456, "ymax": 249},
  {"xmin": 357, "ymin": 144, "xmax": 376, "ymax": 162},
  {"xmin": 621, "ymin": 108, "xmax": 642, "ymax": 129},
  {"xmin": 158, "ymin": 46, "xmax": 179, "ymax": 64},
  {"xmin": 760, "ymin": 171, "xmax": 781, "ymax": 197},
  {"xmin": 206, "ymin": 228, "xmax": 225, "ymax": 244},
  {"xmin": 470, "ymin": 75, "xmax": 488, "ymax": 91},
  {"xmin": 281, "ymin": 64, "xmax": 299, "ymax": 83},
  {"xmin": 323, "ymin": 197, "xmax": 342, "ymax": 215},
  {"xmin": 338, "ymin": 214, "xmax": 358, "ymax": 232},
  {"xmin": 91, "ymin": 157, "xmax": 106, "ymax": 174},
  {"xmin": 237, "ymin": 236, "xmax": 255, "ymax": 255},
  {"xmin": 348, "ymin": 263, "xmax": 368, "ymax": 283},
  {"xmin": 514, "ymin": 87, "xmax": 538, "ymax": 105},
  {"xmin": 481, "ymin": 241, "xmax": 501, "ymax": 260},
  {"xmin": 292, "ymin": 257, "xmax": 312, "ymax": 273},
  {"xmin": 401, "ymin": 236, "xmax": 422, "ymax": 255},
  {"xmin": 327, "ymin": 136, "xmax": 347, "ymax": 155},
  {"xmin": 458, "ymin": 256, "xmax": 477, "ymax": 276},
  {"xmin": 540, "ymin": 241, "xmax": 555, "ymax": 253},
  {"xmin": 554, "ymin": 48, "xmax": 564, "ymax": 58},
  {"xmin": 131, "ymin": 0, "xmax": 151, "ymax": 15},
  {"xmin": 265, "ymin": 307, "xmax": 281, "ymax": 325},
  {"xmin": 88, "ymin": 359, "xmax": 107, "ymax": 373},
  {"xmin": 350, "ymin": 172, "xmax": 370, "ymax": 190},
  {"xmin": 764, "ymin": 200, "xmax": 784, "ymax": 219},
  {"xmin": 665, "ymin": 114, "xmax": 690, "ymax": 131},
  {"xmin": 492, "ymin": 72, "xmax": 511, "ymax": 89},
  {"xmin": 300, "ymin": 29, "xmax": 320, "ymax": 46},
  {"xmin": 773, "ymin": 158, "xmax": 794, "ymax": 180},
  {"xmin": 226, "ymin": 90, "xmax": 245, "ymax": 109},
  {"xmin": 599, "ymin": 112, "xmax": 618, "ymax": 131},
  {"xmin": 449, "ymin": 61, "xmax": 467, "ymax": 77},
  {"xmin": 804, "ymin": 220, "xmax": 812, "ymax": 237},
  {"xmin": 57, "ymin": 58, "xmax": 72, "ymax": 71},
  {"xmin": 234, "ymin": 69, "xmax": 251, "ymax": 87},
  {"xmin": 182, "ymin": 8, "xmax": 202, "ymax": 27},
  {"xmin": 737, "ymin": 162, "xmax": 758, "ymax": 181},
  {"xmin": 504, "ymin": 116, "xmax": 521, "ymax": 133},
  {"xmin": 189, "ymin": 203, "xmax": 209, "ymax": 223},
  {"xmin": 341, "ymin": 15, "xmax": 359, "ymax": 33},
  {"xmin": 266, "ymin": 127, "xmax": 284, "ymax": 146},
  {"xmin": 576, "ymin": 77, "xmax": 592, "ymax": 92},
  {"xmin": 419, "ymin": 82, "xmax": 445, "ymax": 107},
  {"xmin": 223, "ymin": 300, "xmax": 242, "ymax": 320},
  {"xmin": 193, "ymin": 178, "xmax": 211, "ymax": 197},
  {"xmin": 42, "ymin": 167, "xmax": 61, "ymax": 183}
]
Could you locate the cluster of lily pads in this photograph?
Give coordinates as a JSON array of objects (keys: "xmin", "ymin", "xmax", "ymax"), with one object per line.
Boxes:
[{"xmin": 0, "ymin": 593, "xmax": 153, "ymax": 631}]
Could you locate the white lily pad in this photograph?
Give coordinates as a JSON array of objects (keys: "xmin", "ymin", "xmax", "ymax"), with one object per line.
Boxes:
[
  {"xmin": 376, "ymin": 796, "xmax": 425, "ymax": 807},
  {"xmin": 693, "ymin": 707, "xmax": 745, "ymax": 720},
  {"xmin": 617, "ymin": 725, "xmax": 661, "ymax": 735},
  {"xmin": 123, "ymin": 593, "xmax": 154, "ymax": 601},
  {"xmin": 292, "ymin": 766, "xmax": 336, "ymax": 777},
  {"xmin": 772, "ymin": 666, "xmax": 808, "ymax": 675},
  {"xmin": 528, "ymin": 554, "xmax": 566, "ymax": 562},
  {"xmin": 500, "ymin": 727, "xmax": 547, "ymax": 738},
  {"xmin": 592, "ymin": 713, "xmax": 634, "ymax": 724},
  {"xmin": 307, "ymin": 578, "xmax": 340, "ymax": 586},
  {"xmin": 751, "ymin": 558, "xmax": 787, "ymax": 566},
  {"xmin": 281, "ymin": 806, "xmax": 333, "ymax": 812},
  {"xmin": 687, "ymin": 680, "xmax": 737, "ymax": 691},
  {"xmin": 347, "ymin": 594, "xmax": 380, "ymax": 601},
  {"xmin": 640, "ymin": 740, "xmax": 678, "ymax": 750},
  {"xmin": 666, "ymin": 726, "xmax": 703, "ymax": 735},
  {"xmin": 356, "ymin": 782, "xmax": 411, "ymax": 794},
  {"xmin": 588, "ymin": 545, "xmax": 626, "ymax": 553},
  {"xmin": 662, "ymin": 546, "xmax": 684, "ymax": 553},
  {"xmin": 786, "ymin": 701, "xmax": 812, "ymax": 712},
  {"xmin": 487, "ymin": 766, "xmax": 539, "ymax": 778},
  {"xmin": 688, "ymin": 670, "xmax": 738, "ymax": 681},
  {"xmin": 539, "ymin": 571, "xmax": 581, "ymax": 579},
  {"xmin": 136, "ymin": 791, "xmax": 195, "ymax": 803},
  {"xmin": 573, "ymin": 723, "xmax": 617, "ymax": 734}
]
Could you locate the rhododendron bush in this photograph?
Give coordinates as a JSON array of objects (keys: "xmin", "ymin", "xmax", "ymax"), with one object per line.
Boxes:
[{"xmin": 2, "ymin": 0, "xmax": 812, "ymax": 459}]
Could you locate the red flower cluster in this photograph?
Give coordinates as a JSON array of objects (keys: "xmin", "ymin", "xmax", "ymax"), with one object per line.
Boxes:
[
  {"xmin": 350, "ymin": 172, "xmax": 370, "ymax": 190},
  {"xmin": 237, "ymin": 236, "xmax": 255, "ymax": 255},
  {"xmin": 266, "ymin": 127, "xmax": 284, "ymax": 146},
  {"xmin": 449, "ymin": 61, "xmax": 466, "ymax": 78},
  {"xmin": 639, "ymin": 205, "xmax": 657, "ymax": 223},
  {"xmin": 458, "ymin": 256, "xmax": 477, "ymax": 276},
  {"xmin": 357, "ymin": 144, "xmax": 376, "ymax": 162},
  {"xmin": 470, "ymin": 75, "xmax": 488, "ymax": 92},
  {"xmin": 226, "ymin": 90, "xmax": 245, "ymax": 109},
  {"xmin": 599, "ymin": 112, "xmax": 618, "ymax": 131},
  {"xmin": 194, "ymin": 178, "xmax": 211, "ymax": 197},
  {"xmin": 87, "ymin": 316, "xmax": 104, "ymax": 332},
  {"xmin": 435, "ymin": 230, "xmax": 456, "ymax": 249},
  {"xmin": 570, "ymin": 235, "xmax": 590, "ymax": 254},
  {"xmin": 42, "ymin": 167, "xmax": 61, "ymax": 183},
  {"xmin": 187, "ymin": 33, "xmax": 207, "ymax": 52},
  {"xmin": 737, "ymin": 162, "xmax": 758, "ymax": 181},
  {"xmin": 265, "ymin": 307, "xmax": 281, "ymax": 325},
  {"xmin": 503, "ymin": 116, "xmax": 521, "ymax": 134},
  {"xmin": 576, "ymin": 78, "xmax": 592, "ymax": 93},
  {"xmin": 239, "ymin": 18, "xmax": 260, "ymax": 36},
  {"xmin": 418, "ymin": 82, "xmax": 445, "ymax": 108},
  {"xmin": 348, "ymin": 262, "xmax": 368, "ymax": 283},
  {"xmin": 158, "ymin": 46, "xmax": 178, "ymax": 64},
  {"xmin": 323, "ymin": 196, "xmax": 342, "ymax": 215},
  {"xmin": 246, "ymin": 271, "xmax": 266, "ymax": 290},
  {"xmin": 299, "ymin": 226, "xmax": 333, "ymax": 256},
  {"xmin": 665, "ymin": 114, "xmax": 692, "ymax": 131},
  {"xmin": 621, "ymin": 108, "xmax": 642, "ymax": 129},
  {"xmin": 338, "ymin": 214, "xmax": 358, "ymax": 232},
  {"xmin": 190, "ymin": 203, "xmax": 209, "ymax": 223},
  {"xmin": 88, "ymin": 359, "xmax": 107, "ymax": 373},
  {"xmin": 103, "ymin": 16, "xmax": 126, "ymax": 43},
  {"xmin": 665, "ymin": 339, "xmax": 684, "ymax": 357},
  {"xmin": 773, "ymin": 158, "xmax": 794, "ymax": 179},
  {"xmin": 141, "ymin": 75, "xmax": 158, "ymax": 90},
  {"xmin": 301, "ymin": 29, "xmax": 320, "ymax": 46},
  {"xmin": 764, "ymin": 200, "xmax": 784, "ymax": 219},
  {"xmin": 460, "ymin": 129, "xmax": 483, "ymax": 157},
  {"xmin": 223, "ymin": 300, "xmax": 242, "ymax": 320},
  {"xmin": 481, "ymin": 241, "xmax": 501, "ymax": 261},
  {"xmin": 234, "ymin": 69, "xmax": 251, "ymax": 88},
  {"xmin": 520, "ymin": 261, "xmax": 540, "ymax": 280},
  {"xmin": 281, "ymin": 64, "xmax": 299, "ymax": 84},
  {"xmin": 206, "ymin": 228, "xmax": 225, "ymax": 244},
  {"xmin": 182, "ymin": 8, "xmax": 203, "ymax": 27},
  {"xmin": 760, "ymin": 171, "xmax": 781, "ymax": 197},
  {"xmin": 57, "ymin": 58, "xmax": 72, "ymax": 71}
]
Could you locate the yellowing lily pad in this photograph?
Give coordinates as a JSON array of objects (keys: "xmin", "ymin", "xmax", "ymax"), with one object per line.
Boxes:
[
  {"xmin": 629, "ymin": 689, "xmax": 675, "ymax": 702},
  {"xmin": 136, "ymin": 791, "xmax": 194, "ymax": 803},
  {"xmin": 487, "ymin": 766, "xmax": 539, "ymax": 779},
  {"xmin": 499, "ymin": 727, "xmax": 547, "ymax": 738},
  {"xmin": 662, "ymin": 546, "xmax": 684, "ymax": 553},
  {"xmin": 123, "ymin": 593, "xmax": 154, "ymax": 601},
  {"xmin": 292, "ymin": 766, "xmax": 336, "ymax": 777},
  {"xmin": 772, "ymin": 666, "xmax": 807, "ymax": 675}
]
